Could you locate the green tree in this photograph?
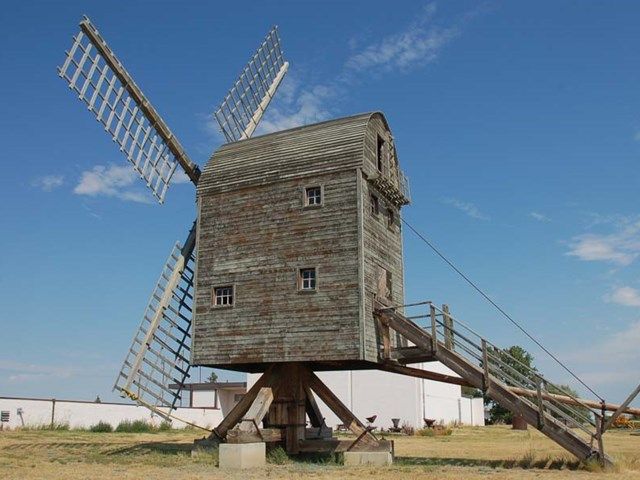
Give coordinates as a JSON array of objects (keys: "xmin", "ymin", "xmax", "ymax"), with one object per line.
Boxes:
[
  {"xmin": 484, "ymin": 345, "xmax": 537, "ymax": 424},
  {"xmin": 207, "ymin": 370, "xmax": 218, "ymax": 383}
]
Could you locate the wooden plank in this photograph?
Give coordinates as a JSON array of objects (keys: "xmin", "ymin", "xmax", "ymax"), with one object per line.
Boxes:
[
  {"xmin": 226, "ymin": 428, "xmax": 282, "ymax": 444},
  {"xmin": 377, "ymin": 362, "xmax": 472, "ymax": 387},
  {"xmin": 238, "ymin": 387, "xmax": 273, "ymax": 433},
  {"xmin": 213, "ymin": 366, "xmax": 273, "ymax": 438},
  {"xmin": 303, "ymin": 384, "xmax": 324, "ymax": 428}
]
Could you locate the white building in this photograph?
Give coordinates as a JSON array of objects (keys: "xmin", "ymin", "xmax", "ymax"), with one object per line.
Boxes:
[
  {"xmin": 249, "ymin": 362, "xmax": 484, "ymax": 430},
  {"xmin": 0, "ymin": 363, "xmax": 482, "ymax": 431}
]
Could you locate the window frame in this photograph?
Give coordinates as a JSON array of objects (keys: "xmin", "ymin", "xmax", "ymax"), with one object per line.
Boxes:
[
  {"xmin": 303, "ymin": 185, "xmax": 324, "ymax": 209},
  {"xmin": 212, "ymin": 284, "xmax": 235, "ymax": 308},
  {"xmin": 297, "ymin": 267, "xmax": 318, "ymax": 293},
  {"xmin": 387, "ymin": 207, "xmax": 396, "ymax": 231},
  {"xmin": 370, "ymin": 193, "xmax": 380, "ymax": 217}
]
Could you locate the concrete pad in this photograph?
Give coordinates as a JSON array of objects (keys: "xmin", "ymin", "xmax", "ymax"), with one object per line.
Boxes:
[
  {"xmin": 344, "ymin": 451, "xmax": 393, "ymax": 466},
  {"xmin": 219, "ymin": 442, "xmax": 266, "ymax": 469}
]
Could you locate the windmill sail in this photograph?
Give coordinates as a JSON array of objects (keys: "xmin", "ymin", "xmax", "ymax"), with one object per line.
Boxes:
[
  {"xmin": 214, "ymin": 26, "xmax": 289, "ymax": 142},
  {"xmin": 113, "ymin": 225, "xmax": 196, "ymax": 413},
  {"xmin": 107, "ymin": 23, "xmax": 289, "ymax": 417},
  {"xmin": 58, "ymin": 16, "xmax": 200, "ymax": 203}
]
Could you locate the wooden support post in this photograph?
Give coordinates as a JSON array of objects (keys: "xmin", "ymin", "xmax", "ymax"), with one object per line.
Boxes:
[
  {"xmin": 481, "ymin": 339, "xmax": 490, "ymax": 392},
  {"xmin": 442, "ymin": 304, "xmax": 453, "ymax": 350},
  {"xmin": 212, "ymin": 365, "xmax": 274, "ymax": 439},
  {"xmin": 379, "ymin": 317, "xmax": 391, "ymax": 360},
  {"xmin": 536, "ymin": 377, "xmax": 545, "ymax": 429},
  {"xmin": 238, "ymin": 387, "xmax": 274, "ymax": 433},
  {"xmin": 430, "ymin": 304, "xmax": 438, "ymax": 352},
  {"xmin": 595, "ymin": 416, "xmax": 605, "ymax": 465},
  {"xmin": 303, "ymin": 384, "xmax": 324, "ymax": 428},
  {"xmin": 306, "ymin": 370, "xmax": 378, "ymax": 447},
  {"xmin": 602, "ymin": 383, "xmax": 640, "ymax": 433}
]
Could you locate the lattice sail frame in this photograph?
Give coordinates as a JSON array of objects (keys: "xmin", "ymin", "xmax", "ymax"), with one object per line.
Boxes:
[
  {"xmin": 58, "ymin": 17, "xmax": 199, "ymax": 203},
  {"xmin": 114, "ymin": 226, "xmax": 196, "ymax": 414},
  {"xmin": 214, "ymin": 26, "xmax": 289, "ymax": 142}
]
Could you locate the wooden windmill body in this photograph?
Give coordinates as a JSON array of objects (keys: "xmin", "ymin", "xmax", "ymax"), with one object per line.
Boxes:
[{"xmin": 192, "ymin": 113, "xmax": 409, "ymax": 452}]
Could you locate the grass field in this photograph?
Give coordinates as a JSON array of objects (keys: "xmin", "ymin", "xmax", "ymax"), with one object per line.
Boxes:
[{"xmin": 1, "ymin": 426, "xmax": 639, "ymax": 479}]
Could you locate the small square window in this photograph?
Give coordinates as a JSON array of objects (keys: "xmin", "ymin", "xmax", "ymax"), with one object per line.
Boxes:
[
  {"xmin": 370, "ymin": 194, "xmax": 379, "ymax": 216},
  {"xmin": 213, "ymin": 285, "xmax": 234, "ymax": 307},
  {"xmin": 305, "ymin": 186, "xmax": 322, "ymax": 206},
  {"xmin": 298, "ymin": 268, "xmax": 317, "ymax": 291}
]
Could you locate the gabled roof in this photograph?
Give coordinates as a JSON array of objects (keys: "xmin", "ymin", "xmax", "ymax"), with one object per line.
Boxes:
[{"xmin": 197, "ymin": 112, "xmax": 388, "ymax": 194}]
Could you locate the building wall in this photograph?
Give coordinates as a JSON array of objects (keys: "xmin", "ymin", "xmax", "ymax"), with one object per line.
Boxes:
[
  {"xmin": 0, "ymin": 397, "xmax": 223, "ymax": 431},
  {"xmin": 247, "ymin": 363, "xmax": 485, "ymax": 429},
  {"xmin": 194, "ymin": 169, "xmax": 362, "ymax": 367}
]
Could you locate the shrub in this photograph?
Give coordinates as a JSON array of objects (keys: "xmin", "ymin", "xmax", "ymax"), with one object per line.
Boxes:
[
  {"xmin": 115, "ymin": 419, "xmax": 155, "ymax": 433},
  {"xmin": 158, "ymin": 421, "xmax": 172, "ymax": 431},
  {"xmin": 266, "ymin": 446, "xmax": 290, "ymax": 465},
  {"xmin": 89, "ymin": 421, "xmax": 113, "ymax": 433},
  {"xmin": 400, "ymin": 422, "xmax": 415, "ymax": 436}
]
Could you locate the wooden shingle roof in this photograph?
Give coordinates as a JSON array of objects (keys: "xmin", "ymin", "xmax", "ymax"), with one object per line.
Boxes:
[{"xmin": 197, "ymin": 112, "xmax": 387, "ymax": 194}]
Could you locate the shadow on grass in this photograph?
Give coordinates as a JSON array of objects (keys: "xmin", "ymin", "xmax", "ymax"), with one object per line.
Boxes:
[
  {"xmin": 106, "ymin": 442, "xmax": 194, "ymax": 456},
  {"xmin": 395, "ymin": 456, "xmax": 580, "ymax": 471}
]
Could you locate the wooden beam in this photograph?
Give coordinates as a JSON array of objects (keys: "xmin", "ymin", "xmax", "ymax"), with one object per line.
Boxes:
[
  {"xmin": 377, "ymin": 362, "xmax": 472, "ymax": 387},
  {"xmin": 227, "ymin": 428, "xmax": 282, "ymax": 444},
  {"xmin": 603, "ymin": 383, "xmax": 640, "ymax": 432},
  {"xmin": 303, "ymin": 383, "xmax": 324, "ymax": 428},
  {"xmin": 212, "ymin": 365, "xmax": 273, "ymax": 439},
  {"xmin": 305, "ymin": 370, "xmax": 378, "ymax": 447},
  {"xmin": 510, "ymin": 387, "xmax": 640, "ymax": 417},
  {"xmin": 238, "ymin": 387, "xmax": 273, "ymax": 433}
]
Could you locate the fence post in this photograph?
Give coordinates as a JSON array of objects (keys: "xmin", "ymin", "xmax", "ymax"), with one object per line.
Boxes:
[
  {"xmin": 430, "ymin": 304, "xmax": 438, "ymax": 353},
  {"xmin": 443, "ymin": 304, "xmax": 453, "ymax": 350},
  {"xmin": 481, "ymin": 340, "xmax": 490, "ymax": 392},
  {"xmin": 50, "ymin": 398, "xmax": 56, "ymax": 429},
  {"xmin": 536, "ymin": 377, "xmax": 545, "ymax": 429}
]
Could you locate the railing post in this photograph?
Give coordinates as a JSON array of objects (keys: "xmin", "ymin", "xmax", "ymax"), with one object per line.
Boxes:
[
  {"xmin": 430, "ymin": 304, "xmax": 438, "ymax": 353},
  {"xmin": 536, "ymin": 377, "xmax": 545, "ymax": 429},
  {"xmin": 481, "ymin": 340, "xmax": 490, "ymax": 392},
  {"xmin": 595, "ymin": 415, "xmax": 605, "ymax": 465},
  {"xmin": 442, "ymin": 304, "xmax": 453, "ymax": 350}
]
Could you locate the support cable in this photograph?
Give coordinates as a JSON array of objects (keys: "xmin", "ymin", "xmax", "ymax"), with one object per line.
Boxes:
[{"xmin": 401, "ymin": 217, "xmax": 603, "ymax": 401}]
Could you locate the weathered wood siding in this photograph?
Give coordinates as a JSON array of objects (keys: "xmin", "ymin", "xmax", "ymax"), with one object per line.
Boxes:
[
  {"xmin": 193, "ymin": 171, "xmax": 360, "ymax": 367},
  {"xmin": 360, "ymin": 115, "xmax": 406, "ymax": 362},
  {"xmin": 193, "ymin": 112, "xmax": 407, "ymax": 369}
]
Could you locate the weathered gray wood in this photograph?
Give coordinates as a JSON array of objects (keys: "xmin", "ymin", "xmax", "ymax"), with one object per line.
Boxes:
[
  {"xmin": 193, "ymin": 112, "xmax": 408, "ymax": 368},
  {"xmin": 227, "ymin": 428, "xmax": 283, "ymax": 444},
  {"xmin": 238, "ymin": 387, "xmax": 273, "ymax": 433}
]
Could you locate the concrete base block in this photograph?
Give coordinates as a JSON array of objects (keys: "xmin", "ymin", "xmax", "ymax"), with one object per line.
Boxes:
[
  {"xmin": 219, "ymin": 442, "xmax": 266, "ymax": 469},
  {"xmin": 344, "ymin": 451, "xmax": 393, "ymax": 466}
]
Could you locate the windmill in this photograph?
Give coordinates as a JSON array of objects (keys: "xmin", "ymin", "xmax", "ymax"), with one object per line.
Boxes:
[
  {"xmin": 58, "ymin": 16, "xmax": 288, "ymax": 417},
  {"xmin": 57, "ymin": 16, "xmax": 634, "ymax": 467}
]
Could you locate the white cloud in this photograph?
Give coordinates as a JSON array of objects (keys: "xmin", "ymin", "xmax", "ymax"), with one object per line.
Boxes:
[
  {"xmin": 73, "ymin": 164, "xmax": 153, "ymax": 204},
  {"xmin": 214, "ymin": 3, "xmax": 473, "ymax": 137},
  {"xmin": 257, "ymin": 80, "xmax": 334, "ymax": 134},
  {"xmin": 567, "ymin": 320, "xmax": 640, "ymax": 387},
  {"xmin": 605, "ymin": 286, "xmax": 640, "ymax": 307},
  {"xmin": 345, "ymin": 3, "xmax": 459, "ymax": 73},
  {"xmin": 171, "ymin": 169, "xmax": 192, "ymax": 184},
  {"xmin": 441, "ymin": 197, "xmax": 489, "ymax": 220},
  {"xmin": 530, "ymin": 211, "xmax": 550, "ymax": 222},
  {"xmin": 32, "ymin": 174, "xmax": 64, "ymax": 191},
  {"xmin": 566, "ymin": 216, "xmax": 640, "ymax": 266}
]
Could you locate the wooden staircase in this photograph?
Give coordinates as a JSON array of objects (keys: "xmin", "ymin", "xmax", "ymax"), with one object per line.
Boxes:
[{"xmin": 375, "ymin": 301, "xmax": 612, "ymax": 466}]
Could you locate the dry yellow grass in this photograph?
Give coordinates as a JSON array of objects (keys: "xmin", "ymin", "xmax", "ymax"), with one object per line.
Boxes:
[{"xmin": 0, "ymin": 426, "xmax": 638, "ymax": 479}]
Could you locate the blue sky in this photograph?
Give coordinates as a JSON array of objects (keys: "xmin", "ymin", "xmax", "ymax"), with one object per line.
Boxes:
[{"xmin": 0, "ymin": 1, "xmax": 638, "ymax": 406}]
